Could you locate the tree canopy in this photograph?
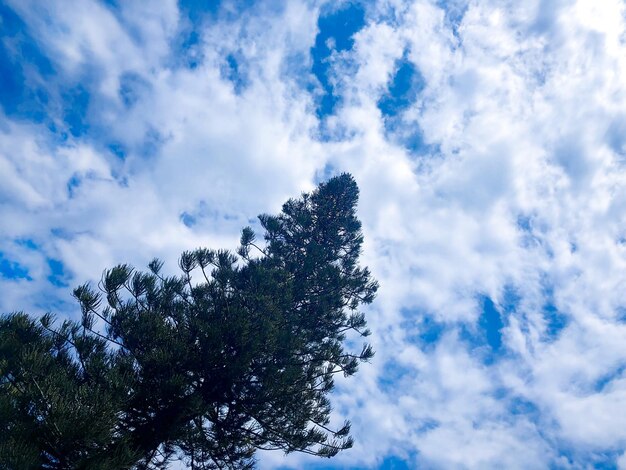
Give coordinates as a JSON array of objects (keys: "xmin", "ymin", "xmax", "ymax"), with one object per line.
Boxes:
[{"xmin": 0, "ymin": 174, "xmax": 378, "ymax": 469}]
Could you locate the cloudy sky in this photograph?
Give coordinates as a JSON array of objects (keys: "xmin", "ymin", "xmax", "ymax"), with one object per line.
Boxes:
[{"xmin": 2, "ymin": 0, "xmax": 626, "ymax": 468}]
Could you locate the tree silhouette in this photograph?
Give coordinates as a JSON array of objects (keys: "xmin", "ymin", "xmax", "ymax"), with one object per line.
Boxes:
[{"xmin": 0, "ymin": 174, "xmax": 378, "ymax": 469}]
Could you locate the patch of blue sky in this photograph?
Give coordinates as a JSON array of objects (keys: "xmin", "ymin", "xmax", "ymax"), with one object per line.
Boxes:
[
  {"xmin": 169, "ymin": 12, "xmax": 204, "ymax": 70},
  {"xmin": 220, "ymin": 53, "xmax": 248, "ymax": 95},
  {"xmin": 1, "ymin": 4, "xmax": 127, "ymax": 147},
  {"xmin": 500, "ymin": 284, "xmax": 521, "ymax": 314},
  {"xmin": 457, "ymin": 295, "xmax": 506, "ymax": 364},
  {"xmin": 107, "ymin": 142, "xmax": 127, "ymax": 161},
  {"xmin": 50, "ymin": 227, "xmax": 78, "ymax": 240},
  {"xmin": 593, "ymin": 364, "xmax": 626, "ymax": 393},
  {"xmin": 61, "ymin": 85, "xmax": 91, "ymax": 138},
  {"xmin": 553, "ymin": 447, "xmax": 624, "ymax": 470},
  {"xmin": 178, "ymin": 0, "xmax": 260, "ymax": 29},
  {"xmin": 590, "ymin": 457, "xmax": 620, "ymax": 470},
  {"xmin": 119, "ymin": 72, "xmax": 150, "ymax": 108},
  {"xmin": 139, "ymin": 127, "xmax": 167, "ymax": 159},
  {"xmin": 436, "ymin": 0, "xmax": 468, "ymax": 39},
  {"xmin": 478, "ymin": 295, "xmax": 504, "ymax": 352},
  {"xmin": 436, "ymin": 0, "xmax": 468, "ymax": 24},
  {"xmin": 553, "ymin": 137, "xmax": 591, "ymax": 188},
  {"xmin": 178, "ymin": 0, "xmax": 223, "ymax": 25},
  {"xmin": 541, "ymin": 302, "xmax": 568, "ymax": 341},
  {"xmin": 280, "ymin": 49, "xmax": 314, "ymax": 92},
  {"xmin": 507, "ymin": 395, "xmax": 540, "ymax": 419},
  {"xmin": 415, "ymin": 314, "xmax": 445, "ymax": 347},
  {"xmin": 3, "ymin": 237, "xmax": 71, "ymax": 291},
  {"xmin": 538, "ymin": 283, "xmax": 569, "ymax": 342},
  {"xmin": 173, "ymin": 1, "xmax": 262, "ymax": 70},
  {"xmin": 377, "ymin": 455, "xmax": 414, "ymax": 470},
  {"xmin": 377, "ymin": 359, "xmax": 414, "ymax": 394},
  {"xmin": 0, "ymin": 3, "xmax": 102, "ymax": 144},
  {"xmin": 179, "ymin": 202, "xmax": 239, "ymax": 229},
  {"xmin": 67, "ymin": 174, "xmax": 82, "ymax": 198},
  {"xmin": 392, "ymin": 127, "xmax": 428, "ymax": 155},
  {"xmin": 516, "ymin": 213, "xmax": 532, "ymax": 233},
  {"xmin": 180, "ymin": 211, "xmax": 197, "ymax": 228},
  {"xmin": 516, "ymin": 213, "xmax": 556, "ymax": 258},
  {"xmin": 606, "ymin": 115, "xmax": 626, "ymax": 156},
  {"xmin": 0, "ymin": 252, "xmax": 31, "ymax": 280},
  {"xmin": 377, "ymin": 55, "xmax": 430, "ymax": 154},
  {"xmin": 378, "ymin": 56, "xmax": 423, "ymax": 117},
  {"xmin": 0, "ymin": 3, "xmax": 54, "ymax": 122},
  {"xmin": 47, "ymin": 258, "xmax": 69, "ymax": 288},
  {"xmin": 15, "ymin": 238, "xmax": 38, "ymax": 250},
  {"xmin": 530, "ymin": 0, "xmax": 567, "ymax": 36},
  {"xmin": 66, "ymin": 171, "xmax": 112, "ymax": 199},
  {"xmin": 516, "ymin": 214, "xmax": 537, "ymax": 243},
  {"xmin": 173, "ymin": 0, "xmax": 260, "ymax": 71},
  {"xmin": 313, "ymin": 162, "xmax": 337, "ymax": 185},
  {"xmin": 495, "ymin": 413, "xmax": 578, "ymax": 469},
  {"xmin": 400, "ymin": 308, "xmax": 447, "ymax": 352},
  {"xmin": 100, "ymin": 0, "xmax": 120, "ymax": 8},
  {"xmin": 175, "ymin": 29, "xmax": 203, "ymax": 70},
  {"xmin": 287, "ymin": 452, "xmax": 416, "ymax": 470},
  {"xmin": 33, "ymin": 296, "xmax": 80, "ymax": 322},
  {"xmin": 310, "ymin": 2, "xmax": 366, "ymax": 119},
  {"xmin": 491, "ymin": 281, "xmax": 567, "ymax": 344},
  {"xmin": 516, "ymin": 214, "xmax": 537, "ymax": 249}
]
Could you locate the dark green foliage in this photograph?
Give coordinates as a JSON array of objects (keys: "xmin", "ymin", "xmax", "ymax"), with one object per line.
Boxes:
[{"xmin": 0, "ymin": 174, "xmax": 378, "ymax": 469}]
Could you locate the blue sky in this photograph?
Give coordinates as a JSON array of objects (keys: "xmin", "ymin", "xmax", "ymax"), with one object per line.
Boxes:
[{"xmin": 2, "ymin": 0, "xmax": 626, "ymax": 468}]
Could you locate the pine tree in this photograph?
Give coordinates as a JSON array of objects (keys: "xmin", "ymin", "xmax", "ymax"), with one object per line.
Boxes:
[{"xmin": 0, "ymin": 174, "xmax": 378, "ymax": 469}]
